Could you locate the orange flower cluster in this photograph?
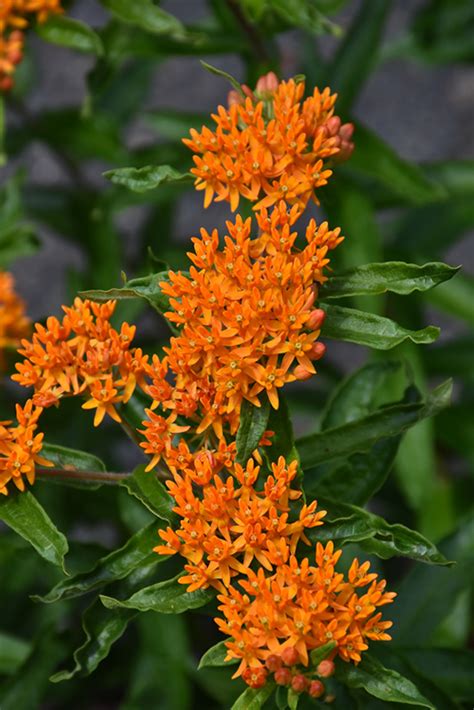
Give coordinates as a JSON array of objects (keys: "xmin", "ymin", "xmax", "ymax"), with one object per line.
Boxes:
[
  {"xmin": 138, "ymin": 201, "xmax": 342, "ymax": 455},
  {"xmin": 13, "ymin": 298, "xmax": 148, "ymax": 426},
  {"xmin": 183, "ymin": 73, "xmax": 354, "ymax": 211},
  {"xmin": 0, "ymin": 271, "xmax": 30, "ymax": 367},
  {"xmin": 156, "ymin": 451, "xmax": 395, "ymax": 695},
  {"xmin": 0, "ymin": 399, "xmax": 51, "ymax": 495},
  {"xmin": 0, "ymin": 0, "xmax": 63, "ymax": 90}
]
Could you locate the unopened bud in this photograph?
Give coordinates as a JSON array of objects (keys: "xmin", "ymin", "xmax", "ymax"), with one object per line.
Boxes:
[
  {"xmin": 309, "ymin": 680, "xmax": 325, "ymax": 698},
  {"xmin": 265, "ymin": 654, "xmax": 282, "ymax": 672},
  {"xmin": 309, "ymin": 342, "xmax": 326, "ymax": 361},
  {"xmin": 326, "ymin": 116, "xmax": 341, "ymax": 136},
  {"xmin": 294, "ymin": 365, "xmax": 313, "ymax": 381},
  {"xmin": 281, "ymin": 646, "xmax": 299, "ymax": 666},
  {"xmin": 317, "ymin": 659, "xmax": 335, "ymax": 678},
  {"xmin": 243, "ymin": 666, "xmax": 267, "ymax": 689},
  {"xmin": 306, "ymin": 308, "xmax": 326, "ymax": 330},
  {"xmin": 291, "ymin": 674, "xmax": 308, "ymax": 693},
  {"xmin": 256, "ymin": 71, "xmax": 279, "ymax": 96},
  {"xmin": 274, "ymin": 667, "xmax": 292, "ymax": 686}
]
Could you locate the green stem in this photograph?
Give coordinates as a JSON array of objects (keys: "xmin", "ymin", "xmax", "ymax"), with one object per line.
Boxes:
[{"xmin": 36, "ymin": 467, "xmax": 131, "ymax": 484}]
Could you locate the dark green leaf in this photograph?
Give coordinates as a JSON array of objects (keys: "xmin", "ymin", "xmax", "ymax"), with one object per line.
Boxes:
[
  {"xmin": 309, "ymin": 641, "xmax": 336, "ymax": 666},
  {"xmin": 100, "ymin": 0, "xmax": 186, "ymax": 38},
  {"xmin": 101, "ymin": 575, "xmax": 214, "ymax": 613},
  {"xmin": 336, "ymin": 654, "xmax": 434, "ymax": 708},
  {"xmin": 270, "ymin": 0, "xmax": 340, "ymax": 36},
  {"xmin": 51, "ymin": 600, "xmax": 136, "ymax": 682},
  {"xmin": 231, "ymin": 681, "xmax": 275, "ymax": 710},
  {"xmin": 310, "ymin": 499, "xmax": 450, "ymax": 565},
  {"xmin": 119, "ymin": 465, "xmax": 176, "ymax": 523},
  {"xmin": 400, "ymin": 648, "xmax": 474, "ymax": 702},
  {"xmin": 103, "ymin": 165, "xmax": 192, "ymax": 192},
  {"xmin": 266, "ymin": 394, "xmax": 300, "ymax": 466},
  {"xmin": 0, "ymin": 632, "xmax": 30, "ymax": 675},
  {"xmin": 36, "ymin": 16, "xmax": 104, "ymax": 55},
  {"xmin": 321, "ymin": 262, "xmax": 458, "ymax": 299},
  {"xmin": 236, "ymin": 398, "xmax": 270, "ymax": 465},
  {"xmin": 321, "ymin": 303, "xmax": 440, "ymax": 349},
  {"xmin": 35, "ymin": 522, "xmax": 162, "ymax": 603},
  {"xmin": 39, "ymin": 443, "xmax": 107, "ymax": 489},
  {"xmin": 424, "ymin": 334, "xmax": 474, "ymax": 381},
  {"xmin": 198, "ymin": 640, "xmax": 236, "ymax": 669},
  {"xmin": 0, "ymin": 491, "xmax": 68, "ymax": 570},
  {"xmin": 297, "ymin": 380, "xmax": 451, "ymax": 469}
]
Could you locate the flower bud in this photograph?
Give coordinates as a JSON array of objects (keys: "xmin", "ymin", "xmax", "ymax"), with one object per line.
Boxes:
[
  {"xmin": 317, "ymin": 659, "xmax": 335, "ymax": 678},
  {"xmin": 309, "ymin": 342, "xmax": 326, "ymax": 361},
  {"xmin": 294, "ymin": 365, "xmax": 313, "ymax": 381},
  {"xmin": 291, "ymin": 674, "xmax": 308, "ymax": 693},
  {"xmin": 274, "ymin": 667, "xmax": 292, "ymax": 686},
  {"xmin": 326, "ymin": 116, "xmax": 341, "ymax": 136},
  {"xmin": 243, "ymin": 666, "xmax": 267, "ymax": 689},
  {"xmin": 309, "ymin": 680, "xmax": 325, "ymax": 698},
  {"xmin": 306, "ymin": 308, "xmax": 326, "ymax": 330},
  {"xmin": 265, "ymin": 654, "xmax": 282, "ymax": 672},
  {"xmin": 281, "ymin": 646, "xmax": 299, "ymax": 666}
]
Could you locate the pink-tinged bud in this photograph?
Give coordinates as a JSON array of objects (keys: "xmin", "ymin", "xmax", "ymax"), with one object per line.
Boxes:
[
  {"xmin": 274, "ymin": 667, "xmax": 292, "ymax": 686},
  {"xmin": 265, "ymin": 654, "xmax": 282, "ymax": 672},
  {"xmin": 309, "ymin": 680, "xmax": 325, "ymax": 698},
  {"xmin": 294, "ymin": 365, "xmax": 313, "ymax": 381},
  {"xmin": 281, "ymin": 646, "xmax": 300, "ymax": 666},
  {"xmin": 309, "ymin": 342, "xmax": 326, "ymax": 361},
  {"xmin": 307, "ymin": 308, "xmax": 326, "ymax": 330},
  {"xmin": 291, "ymin": 674, "xmax": 308, "ymax": 693},
  {"xmin": 333, "ymin": 122, "xmax": 355, "ymax": 163},
  {"xmin": 340, "ymin": 122, "xmax": 354, "ymax": 141},
  {"xmin": 317, "ymin": 659, "xmax": 335, "ymax": 678},
  {"xmin": 243, "ymin": 667, "xmax": 267, "ymax": 689},
  {"xmin": 227, "ymin": 90, "xmax": 242, "ymax": 106},
  {"xmin": 326, "ymin": 116, "xmax": 341, "ymax": 136},
  {"xmin": 256, "ymin": 71, "xmax": 279, "ymax": 95}
]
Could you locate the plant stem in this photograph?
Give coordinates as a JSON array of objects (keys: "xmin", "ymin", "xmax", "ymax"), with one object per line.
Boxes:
[
  {"xmin": 225, "ymin": 0, "xmax": 270, "ymax": 64},
  {"xmin": 36, "ymin": 467, "xmax": 132, "ymax": 484}
]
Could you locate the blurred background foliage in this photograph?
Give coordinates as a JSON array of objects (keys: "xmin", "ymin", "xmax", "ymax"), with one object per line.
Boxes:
[{"xmin": 0, "ymin": 0, "xmax": 473, "ymax": 708}]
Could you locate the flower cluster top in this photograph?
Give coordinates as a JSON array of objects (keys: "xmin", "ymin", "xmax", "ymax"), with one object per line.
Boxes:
[
  {"xmin": 0, "ymin": 271, "xmax": 30, "ymax": 368},
  {"xmin": 0, "ymin": 0, "xmax": 63, "ymax": 91}
]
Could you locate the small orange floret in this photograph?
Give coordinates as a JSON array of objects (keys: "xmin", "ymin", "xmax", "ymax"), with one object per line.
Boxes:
[{"xmin": 0, "ymin": 271, "xmax": 30, "ymax": 365}]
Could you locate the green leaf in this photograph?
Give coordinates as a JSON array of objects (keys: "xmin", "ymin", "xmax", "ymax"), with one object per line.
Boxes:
[
  {"xmin": 310, "ymin": 499, "xmax": 450, "ymax": 565},
  {"xmin": 51, "ymin": 600, "xmax": 136, "ymax": 682},
  {"xmin": 321, "ymin": 262, "xmax": 458, "ymax": 299},
  {"xmin": 309, "ymin": 641, "xmax": 336, "ymax": 666},
  {"xmin": 0, "ymin": 632, "xmax": 30, "ymax": 675},
  {"xmin": 119, "ymin": 465, "xmax": 176, "ymax": 523},
  {"xmin": 348, "ymin": 124, "xmax": 446, "ymax": 205},
  {"xmin": 287, "ymin": 687, "xmax": 299, "ymax": 710},
  {"xmin": 266, "ymin": 394, "xmax": 300, "ymax": 466},
  {"xmin": 325, "ymin": 0, "xmax": 390, "ymax": 114},
  {"xmin": 198, "ymin": 640, "xmax": 236, "ymax": 669},
  {"xmin": 39, "ymin": 443, "xmax": 107, "ymax": 489},
  {"xmin": 321, "ymin": 303, "xmax": 440, "ymax": 349},
  {"xmin": 297, "ymin": 380, "xmax": 451, "ymax": 469},
  {"xmin": 0, "ymin": 491, "xmax": 68, "ymax": 571},
  {"xmin": 200, "ymin": 61, "xmax": 244, "ymax": 96},
  {"xmin": 270, "ymin": 0, "xmax": 340, "ymax": 36},
  {"xmin": 103, "ymin": 165, "xmax": 192, "ymax": 193},
  {"xmin": 336, "ymin": 654, "xmax": 434, "ymax": 708},
  {"xmin": 100, "ymin": 575, "xmax": 214, "ymax": 613},
  {"xmin": 100, "ymin": 0, "xmax": 186, "ymax": 38},
  {"xmin": 36, "ymin": 16, "xmax": 104, "ymax": 55},
  {"xmin": 81, "ymin": 271, "xmax": 174, "ymax": 320},
  {"xmin": 236, "ymin": 398, "xmax": 271, "ymax": 465},
  {"xmin": 35, "ymin": 522, "xmax": 162, "ymax": 603},
  {"xmin": 231, "ymin": 681, "xmax": 275, "ymax": 710}
]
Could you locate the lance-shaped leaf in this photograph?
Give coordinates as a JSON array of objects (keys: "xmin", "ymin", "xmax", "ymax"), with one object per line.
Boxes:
[
  {"xmin": 51, "ymin": 600, "xmax": 137, "ymax": 683},
  {"xmin": 200, "ymin": 61, "xmax": 244, "ymax": 96},
  {"xmin": 321, "ymin": 262, "xmax": 458, "ymax": 299},
  {"xmin": 336, "ymin": 654, "xmax": 435, "ymax": 708},
  {"xmin": 39, "ymin": 443, "xmax": 107, "ymax": 489},
  {"xmin": 119, "ymin": 465, "xmax": 176, "ymax": 523},
  {"xmin": 36, "ymin": 16, "xmax": 104, "ymax": 55},
  {"xmin": 309, "ymin": 499, "xmax": 450, "ymax": 565},
  {"xmin": 321, "ymin": 303, "xmax": 439, "ymax": 349},
  {"xmin": 103, "ymin": 165, "xmax": 192, "ymax": 193},
  {"xmin": 101, "ymin": 575, "xmax": 214, "ymax": 613},
  {"xmin": 231, "ymin": 681, "xmax": 275, "ymax": 710},
  {"xmin": 99, "ymin": 0, "xmax": 186, "ymax": 39},
  {"xmin": 297, "ymin": 379, "xmax": 451, "ymax": 469},
  {"xmin": 35, "ymin": 522, "xmax": 162, "ymax": 603},
  {"xmin": 0, "ymin": 492, "xmax": 68, "ymax": 571},
  {"xmin": 0, "ymin": 632, "xmax": 30, "ymax": 675},
  {"xmin": 236, "ymin": 398, "xmax": 270, "ymax": 465},
  {"xmin": 198, "ymin": 640, "xmax": 236, "ymax": 670},
  {"xmin": 309, "ymin": 641, "xmax": 336, "ymax": 666}
]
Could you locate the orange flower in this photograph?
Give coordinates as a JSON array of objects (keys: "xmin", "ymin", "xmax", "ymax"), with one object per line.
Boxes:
[
  {"xmin": 0, "ymin": 30, "xmax": 24, "ymax": 91},
  {"xmin": 0, "ymin": 271, "xmax": 30, "ymax": 366}
]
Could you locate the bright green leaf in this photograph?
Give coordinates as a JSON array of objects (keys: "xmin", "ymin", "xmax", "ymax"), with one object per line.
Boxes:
[
  {"xmin": 231, "ymin": 680, "xmax": 275, "ymax": 710},
  {"xmin": 36, "ymin": 16, "xmax": 104, "ymax": 55},
  {"xmin": 321, "ymin": 303, "xmax": 440, "ymax": 349},
  {"xmin": 198, "ymin": 640, "xmax": 236, "ymax": 670},
  {"xmin": 119, "ymin": 465, "xmax": 176, "ymax": 523},
  {"xmin": 309, "ymin": 641, "xmax": 336, "ymax": 666},
  {"xmin": 236, "ymin": 398, "xmax": 270, "ymax": 465},
  {"xmin": 103, "ymin": 165, "xmax": 192, "ymax": 193},
  {"xmin": 101, "ymin": 575, "xmax": 214, "ymax": 613}
]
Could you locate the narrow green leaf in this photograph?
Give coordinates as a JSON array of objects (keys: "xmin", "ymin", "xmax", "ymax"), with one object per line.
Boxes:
[
  {"xmin": 310, "ymin": 499, "xmax": 450, "ymax": 565},
  {"xmin": 271, "ymin": 0, "xmax": 340, "ymax": 36},
  {"xmin": 200, "ymin": 61, "xmax": 244, "ymax": 96},
  {"xmin": 287, "ymin": 687, "xmax": 299, "ymax": 710},
  {"xmin": 39, "ymin": 443, "xmax": 108, "ymax": 489},
  {"xmin": 231, "ymin": 680, "xmax": 275, "ymax": 710},
  {"xmin": 0, "ymin": 632, "xmax": 30, "ymax": 675},
  {"xmin": 100, "ymin": 0, "xmax": 186, "ymax": 38},
  {"xmin": 198, "ymin": 640, "xmax": 236, "ymax": 670},
  {"xmin": 236, "ymin": 398, "xmax": 270, "ymax": 465},
  {"xmin": 0, "ymin": 491, "xmax": 68, "ymax": 570},
  {"xmin": 309, "ymin": 641, "xmax": 336, "ymax": 666},
  {"xmin": 321, "ymin": 262, "xmax": 458, "ymax": 299},
  {"xmin": 119, "ymin": 465, "xmax": 176, "ymax": 523},
  {"xmin": 81, "ymin": 271, "xmax": 173, "ymax": 319},
  {"xmin": 103, "ymin": 165, "xmax": 192, "ymax": 193},
  {"xmin": 51, "ymin": 600, "xmax": 136, "ymax": 682},
  {"xmin": 101, "ymin": 575, "xmax": 214, "ymax": 613},
  {"xmin": 321, "ymin": 303, "xmax": 440, "ymax": 349},
  {"xmin": 297, "ymin": 380, "xmax": 451, "ymax": 469},
  {"xmin": 35, "ymin": 522, "xmax": 162, "ymax": 603},
  {"xmin": 266, "ymin": 394, "xmax": 300, "ymax": 466},
  {"xmin": 36, "ymin": 16, "xmax": 104, "ymax": 55},
  {"xmin": 336, "ymin": 654, "xmax": 434, "ymax": 708}
]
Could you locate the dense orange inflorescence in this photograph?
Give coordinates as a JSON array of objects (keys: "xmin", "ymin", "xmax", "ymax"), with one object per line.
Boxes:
[
  {"xmin": 0, "ymin": 0, "xmax": 63, "ymax": 90},
  {"xmin": 0, "ymin": 271, "xmax": 30, "ymax": 365},
  {"xmin": 183, "ymin": 73, "xmax": 354, "ymax": 212}
]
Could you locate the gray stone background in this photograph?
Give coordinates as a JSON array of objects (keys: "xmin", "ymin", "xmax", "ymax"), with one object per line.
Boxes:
[{"xmin": 3, "ymin": 0, "xmax": 474, "ymax": 329}]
